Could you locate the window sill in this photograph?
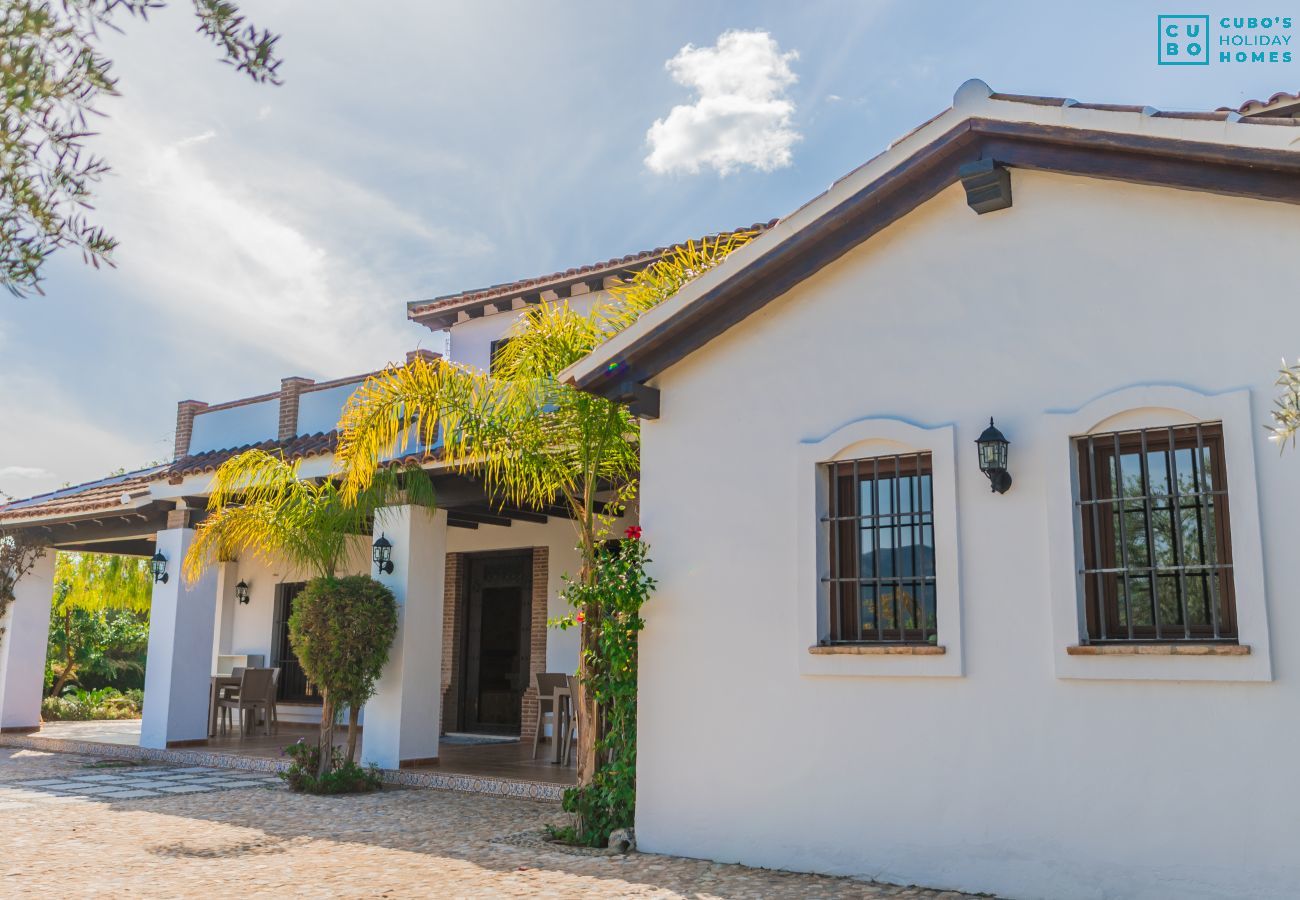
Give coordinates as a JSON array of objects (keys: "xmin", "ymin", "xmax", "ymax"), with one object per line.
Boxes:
[
  {"xmin": 809, "ymin": 644, "xmax": 946, "ymax": 656},
  {"xmin": 1066, "ymin": 643, "xmax": 1250, "ymax": 657}
]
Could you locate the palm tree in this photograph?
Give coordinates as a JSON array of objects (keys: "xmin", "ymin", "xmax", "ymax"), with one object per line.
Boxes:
[
  {"xmin": 47, "ymin": 552, "xmax": 152, "ymax": 698},
  {"xmin": 333, "ymin": 230, "xmax": 757, "ymax": 784},
  {"xmin": 183, "ymin": 448, "xmax": 434, "ymax": 764}
]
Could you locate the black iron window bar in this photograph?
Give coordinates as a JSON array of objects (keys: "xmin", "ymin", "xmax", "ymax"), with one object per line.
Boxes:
[
  {"xmin": 821, "ymin": 453, "xmax": 937, "ymax": 644},
  {"xmin": 1076, "ymin": 422, "xmax": 1236, "ymax": 644}
]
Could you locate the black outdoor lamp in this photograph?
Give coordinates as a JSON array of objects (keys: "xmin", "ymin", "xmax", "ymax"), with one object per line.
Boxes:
[
  {"xmin": 976, "ymin": 417, "xmax": 1012, "ymax": 494},
  {"xmin": 235, "ymin": 580, "xmax": 251, "ymax": 605},
  {"xmin": 149, "ymin": 550, "xmax": 169, "ymax": 584},
  {"xmin": 372, "ymin": 534, "xmax": 394, "ymax": 575}
]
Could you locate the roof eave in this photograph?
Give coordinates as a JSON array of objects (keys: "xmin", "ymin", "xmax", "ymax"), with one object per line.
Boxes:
[{"xmin": 566, "ymin": 108, "xmax": 1300, "ymax": 398}]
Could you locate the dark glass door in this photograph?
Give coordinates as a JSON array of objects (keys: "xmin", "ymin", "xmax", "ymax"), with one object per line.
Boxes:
[
  {"xmin": 460, "ymin": 553, "xmax": 531, "ymax": 734},
  {"xmin": 272, "ymin": 582, "xmax": 322, "ymax": 704}
]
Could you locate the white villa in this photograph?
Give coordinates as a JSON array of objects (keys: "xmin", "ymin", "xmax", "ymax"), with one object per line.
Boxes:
[
  {"xmin": 0, "ymin": 225, "xmax": 706, "ymax": 770},
  {"xmin": 4, "ymin": 79, "xmax": 1300, "ymax": 898}
]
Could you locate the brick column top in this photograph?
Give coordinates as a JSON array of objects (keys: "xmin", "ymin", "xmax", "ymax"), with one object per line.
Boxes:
[
  {"xmin": 173, "ymin": 400, "xmax": 209, "ymax": 461},
  {"xmin": 278, "ymin": 377, "xmax": 315, "ymax": 442}
]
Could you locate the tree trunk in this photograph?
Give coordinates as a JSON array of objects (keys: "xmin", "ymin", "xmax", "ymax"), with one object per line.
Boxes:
[
  {"xmin": 575, "ymin": 609, "xmax": 600, "ymax": 785},
  {"xmin": 575, "ymin": 506, "xmax": 600, "ymax": 786},
  {"xmin": 318, "ymin": 693, "xmax": 336, "ymax": 777},
  {"xmin": 346, "ymin": 703, "xmax": 360, "ymax": 763},
  {"xmin": 48, "ymin": 609, "xmax": 75, "ymax": 698}
]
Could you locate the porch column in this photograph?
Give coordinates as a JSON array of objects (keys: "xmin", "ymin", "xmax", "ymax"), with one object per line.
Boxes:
[
  {"xmin": 361, "ymin": 506, "xmax": 447, "ymax": 769},
  {"xmin": 0, "ymin": 551, "xmax": 56, "ymax": 733},
  {"xmin": 210, "ymin": 561, "xmax": 238, "ymax": 673},
  {"xmin": 140, "ymin": 521, "xmax": 220, "ymax": 748}
]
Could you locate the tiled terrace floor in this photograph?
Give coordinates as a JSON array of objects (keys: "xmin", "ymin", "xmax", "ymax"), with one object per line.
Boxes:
[
  {"xmin": 31, "ymin": 719, "xmax": 577, "ymax": 786},
  {"xmin": 0, "ymin": 745, "xmax": 984, "ymax": 898}
]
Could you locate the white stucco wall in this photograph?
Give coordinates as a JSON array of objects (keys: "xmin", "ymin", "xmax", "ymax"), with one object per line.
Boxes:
[
  {"xmin": 634, "ymin": 171, "xmax": 1300, "ymax": 900},
  {"xmin": 447, "ymin": 292, "xmax": 606, "ymax": 371}
]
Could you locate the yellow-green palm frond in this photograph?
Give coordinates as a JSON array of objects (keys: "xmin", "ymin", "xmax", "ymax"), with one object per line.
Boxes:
[
  {"xmin": 54, "ymin": 552, "xmax": 152, "ymax": 614},
  {"xmin": 598, "ymin": 229, "xmax": 759, "ymax": 338},
  {"xmin": 334, "ymin": 229, "xmax": 753, "ymax": 539},
  {"xmin": 335, "ymin": 356, "xmax": 495, "ymax": 501},
  {"xmin": 184, "ymin": 448, "xmax": 436, "ymax": 584}
]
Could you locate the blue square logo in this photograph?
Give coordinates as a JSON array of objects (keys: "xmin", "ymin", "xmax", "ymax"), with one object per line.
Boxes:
[{"xmin": 1159, "ymin": 15, "xmax": 1211, "ymax": 64}]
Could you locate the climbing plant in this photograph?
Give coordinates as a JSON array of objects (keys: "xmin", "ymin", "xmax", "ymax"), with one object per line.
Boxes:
[{"xmin": 550, "ymin": 527, "xmax": 654, "ymax": 847}]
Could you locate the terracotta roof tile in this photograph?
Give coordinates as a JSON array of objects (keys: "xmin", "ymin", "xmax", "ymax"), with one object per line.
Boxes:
[
  {"xmin": 158, "ymin": 430, "xmax": 441, "ymax": 482},
  {"xmin": 407, "ymin": 221, "xmax": 778, "ymax": 322},
  {"xmin": 158, "ymin": 431, "xmax": 341, "ymax": 480},
  {"xmin": 0, "ymin": 468, "xmax": 163, "ymax": 524},
  {"xmin": 1234, "ymin": 91, "xmax": 1300, "ymax": 114}
]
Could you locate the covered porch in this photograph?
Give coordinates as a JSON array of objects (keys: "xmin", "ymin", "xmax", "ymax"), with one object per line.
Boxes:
[{"xmin": 0, "ymin": 462, "xmax": 605, "ymax": 789}]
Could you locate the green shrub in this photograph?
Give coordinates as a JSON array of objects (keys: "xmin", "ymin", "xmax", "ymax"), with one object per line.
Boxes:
[
  {"xmin": 41, "ymin": 686, "xmax": 143, "ymax": 721},
  {"xmin": 279, "ymin": 738, "xmax": 383, "ymax": 794}
]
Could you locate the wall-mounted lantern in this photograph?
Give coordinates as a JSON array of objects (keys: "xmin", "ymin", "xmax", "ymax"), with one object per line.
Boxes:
[
  {"xmin": 976, "ymin": 418, "xmax": 1013, "ymax": 494},
  {"xmin": 372, "ymin": 534, "xmax": 394, "ymax": 575},
  {"xmin": 235, "ymin": 580, "xmax": 251, "ymax": 605},
  {"xmin": 149, "ymin": 551, "xmax": 169, "ymax": 584}
]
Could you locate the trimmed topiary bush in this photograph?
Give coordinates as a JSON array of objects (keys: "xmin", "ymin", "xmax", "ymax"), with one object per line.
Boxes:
[{"xmin": 288, "ymin": 575, "xmax": 398, "ymax": 777}]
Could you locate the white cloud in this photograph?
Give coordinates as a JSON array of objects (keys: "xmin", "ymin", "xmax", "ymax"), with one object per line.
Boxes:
[
  {"xmin": 645, "ymin": 30, "xmax": 800, "ymax": 176},
  {"xmin": 94, "ymin": 110, "xmax": 493, "ymax": 376}
]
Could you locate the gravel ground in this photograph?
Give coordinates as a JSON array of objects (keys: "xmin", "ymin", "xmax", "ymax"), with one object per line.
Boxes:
[{"xmin": 0, "ymin": 747, "xmax": 982, "ymax": 899}]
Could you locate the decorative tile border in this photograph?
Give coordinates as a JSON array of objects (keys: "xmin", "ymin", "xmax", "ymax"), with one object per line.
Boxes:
[{"xmin": 0, "ymin": 733, "xmax": 564, "ymax": 802}]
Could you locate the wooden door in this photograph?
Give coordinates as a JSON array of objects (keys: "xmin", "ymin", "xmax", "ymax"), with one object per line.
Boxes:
[{"xmin": 460, "ymin": 553, "xmax": 531, "ymax": 734}]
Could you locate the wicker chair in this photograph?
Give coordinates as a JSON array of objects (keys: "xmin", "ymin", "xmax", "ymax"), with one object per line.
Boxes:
[{"xmin": 216, "ymin": 667, "xmax": 275, "ymax": 737}]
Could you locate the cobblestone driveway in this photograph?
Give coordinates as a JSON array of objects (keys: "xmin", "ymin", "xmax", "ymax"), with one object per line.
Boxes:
[{"xmin": 0, "ymin": 747, "xmax": 981, "ymax": 899}]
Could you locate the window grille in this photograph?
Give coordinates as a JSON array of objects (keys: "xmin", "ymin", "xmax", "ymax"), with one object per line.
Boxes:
[
  {"xmin": 1075, "ymin": 423, "xmax": 1236, "ymax": 643},
  {"xmin": 823, "ymin": 453, "xmax": 936, "ymax": 643}
]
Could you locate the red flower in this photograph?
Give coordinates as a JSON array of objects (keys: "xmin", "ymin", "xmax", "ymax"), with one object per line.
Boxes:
[
  {"xmin": 624, "ymin": 525, "xmax": 642, "ymax": 540},
  {"xmin": 575, "ymin": 611, "xmax": 585, "ymax": 624}
]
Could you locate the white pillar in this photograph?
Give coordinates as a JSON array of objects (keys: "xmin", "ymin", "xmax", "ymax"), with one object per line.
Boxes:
[
  {"xmin": 210, "ymin": 561, "xmax": 237, "ymax": 675},
  {"xmin": 140, "ymin": 526, "xmax": 219, "ymax": 748},
  {"xmin": 0, "ymin": 551, "xmax": 56, "ymax": 732},
  {"xmin": 361, "ymin": 506, "xmax": 447, "ymax": 769}
]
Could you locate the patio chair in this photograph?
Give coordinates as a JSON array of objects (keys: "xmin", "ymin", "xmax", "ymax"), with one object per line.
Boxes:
[
  {"xmin": 216, "ymin": 667, "xmax": 275, "ymax": 738},
  {"xmin": 267, "ymin": 667, "xmax": 280, "ymax": 733},
  {"xmin": 217, "ymin": 667, "xmax": 246, "ymax": 735},
  {"xmin": 250, "ymin": 667, "xmax": 282, "ymax": 734},
  {"xmin": 532, "ymin": 673, "xmax": 569, "ymax": 760},
  {"xmin": 562, "ymin": 674, "xmax": 579, "ymax": 767}
]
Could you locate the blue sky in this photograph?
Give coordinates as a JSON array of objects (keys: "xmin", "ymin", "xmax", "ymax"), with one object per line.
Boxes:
[{"xmin": 0, "ymin": 0, "xmax": 1293, "ymax": 498}]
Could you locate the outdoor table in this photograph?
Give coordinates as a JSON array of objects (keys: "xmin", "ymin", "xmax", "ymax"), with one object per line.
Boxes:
[
  {"xmin": 552, "ymin": 685, "xmax": 572, "ymax": 764},
  {"xmin": 208, "ymin": 674, "xmax": 240, "ymax": 737}
]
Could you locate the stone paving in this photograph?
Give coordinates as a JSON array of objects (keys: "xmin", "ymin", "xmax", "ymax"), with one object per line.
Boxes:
[
  {"xmin": 0, "ymin": 747, "xmax": 987, "ymax": 899},
  {"xmin": 3, "ymin": 764, "xmax": 282, "ymax": 804}
]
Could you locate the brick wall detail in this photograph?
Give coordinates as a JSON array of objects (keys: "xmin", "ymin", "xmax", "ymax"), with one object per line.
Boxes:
[
  {"xmin": 441, "ymin": 553, "xmax": 464, "ymax": 734},
  {"xmin": 520, "ymin": 547, "xmax": 549, "ymax": 743},
  {"xmin": 173, "ymin": 400, "xmax": 209, "ymax": 460},
  {"xmin": 278, "ymin": 377, "xmax": 314, "ymax": 441}
]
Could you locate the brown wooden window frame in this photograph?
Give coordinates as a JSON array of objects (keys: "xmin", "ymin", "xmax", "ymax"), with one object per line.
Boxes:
[
  {"xmin": 824, "ymin": 452, "xmax": 937, "ymax": 645},
  {"xmin": 1075, "ymin": 422, "xmax": 1237, "ymax": 644}
]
